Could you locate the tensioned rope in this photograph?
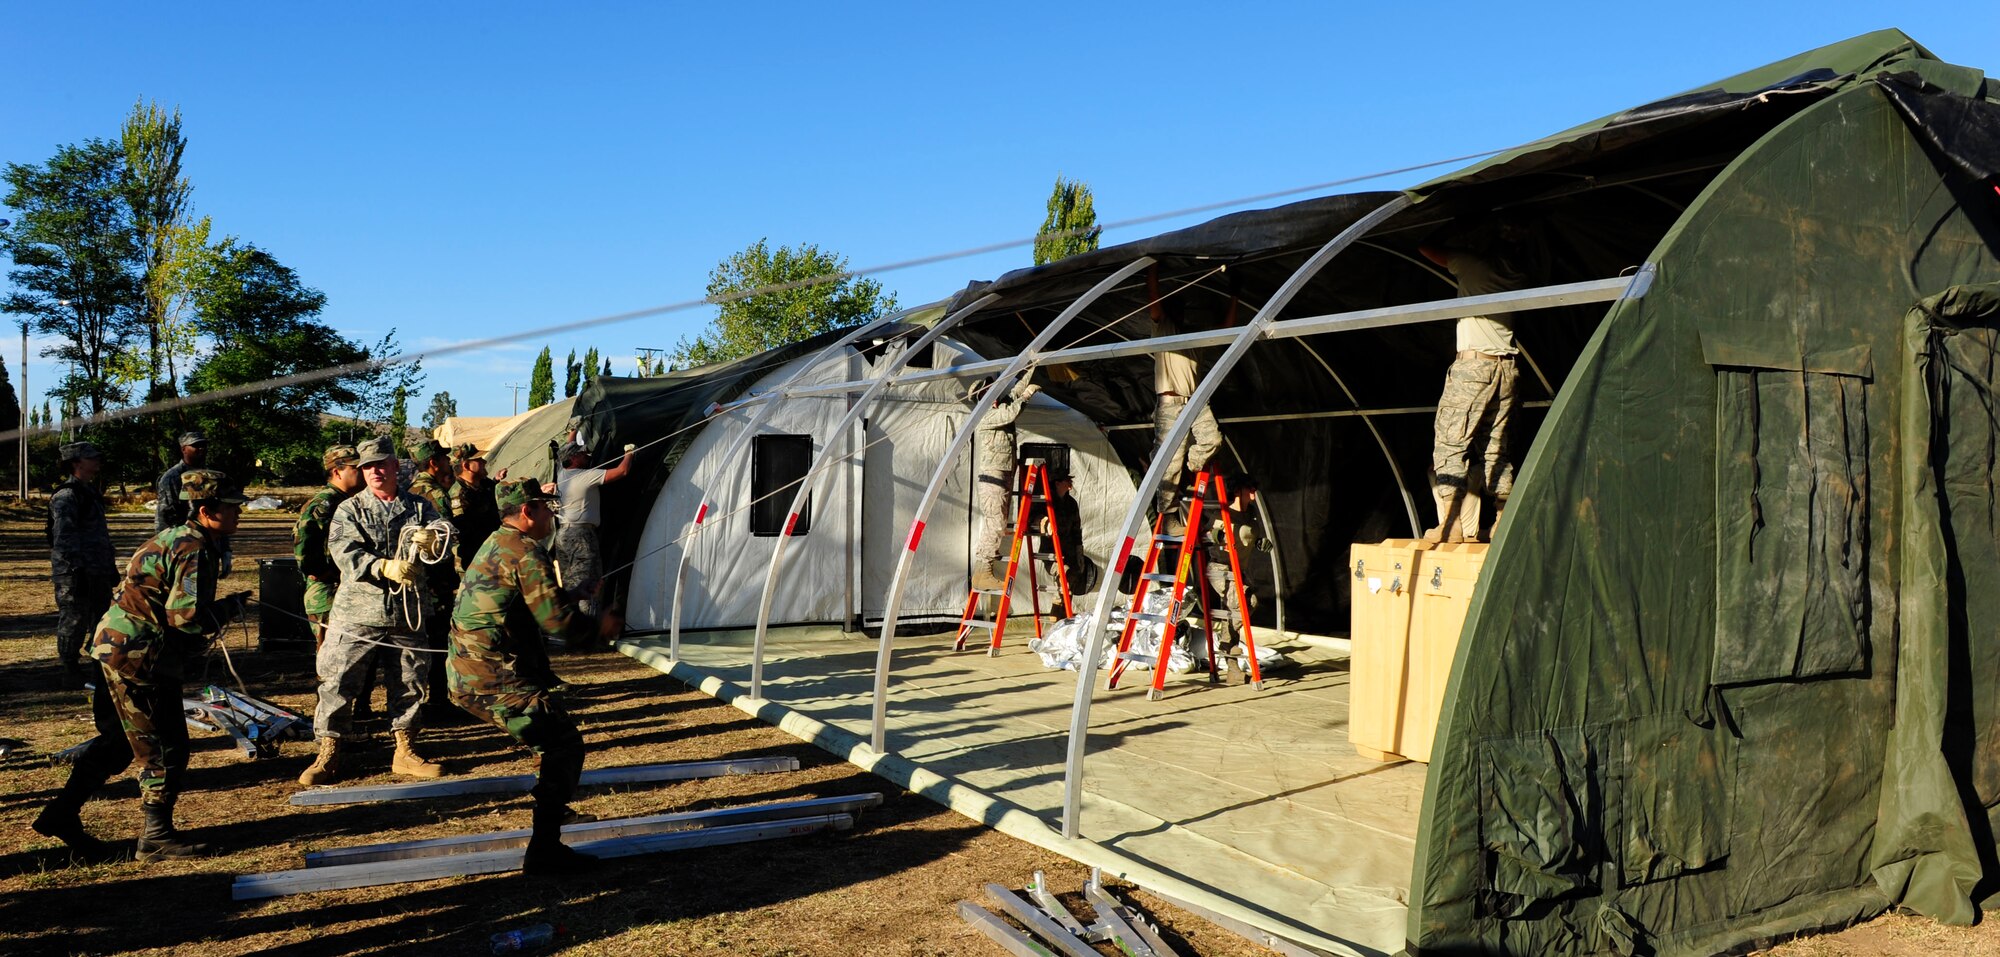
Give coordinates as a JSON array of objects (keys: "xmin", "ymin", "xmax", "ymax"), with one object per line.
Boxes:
[{"xmin": 7, "ymin": 85, "xmax": 1785, "ymax": 447}]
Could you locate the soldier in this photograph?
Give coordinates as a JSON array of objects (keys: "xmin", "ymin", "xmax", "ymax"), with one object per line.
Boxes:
[
  {"xmin": 1033, "ymin": 467, "xmax": 1098, "ymax": 596},
  {"xmin": 295, "ymin": 445, "xmax": 364, "ymax": 648},
  {"xmin": 1196, "ymin": 474, "xmax": 1270, "ymax": 683},
  {"xmin": 405, "ymin": 438, "xmax": 460, "ymax": 709},
  {"xmin": 297, "ymin": 436, "xmax": 448, "ymax": 787},
  {"xmin": 554, "ymin": 440, "xmax": 634, "ymax": 617},
  {"xmin": 154, "ymin": 431, "xmax": 208, "ymax": 532},
  {"xmin": 450, "ymin": 478, "xmax": 621, "ymax": 874},
  {"xmin": 967, "ymin": 376, "xmax": 1040, "ymax": 589},
  {"xmin": 32, "ymin": 469, "xmax": 249, "ymax": 861},
  {"xmin": 48, "ymin": 441, "xmax": 118, "ymax": 689},
  {"xmin": 448, "ymin": 443, "xmax": 502, "ymax": 570},
  {"xmin": 1147, "ymin": 266, "xmax": 1225, "ymax": 529},
  {"xmin": 1419, "ymin": 237, "xmax": 1527, "ymax": 543}
]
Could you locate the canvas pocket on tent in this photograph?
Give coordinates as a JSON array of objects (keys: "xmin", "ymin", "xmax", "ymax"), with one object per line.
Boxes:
[
  {"xmin": 1620, "ymin": 715, "xmax": 1733, "ymax": 886},
  {"xmin": 1478, "ymin": 728, "xmax": 1599, "ymax": 917},
  {"xmin": 1704, "ymin": 328, "xmax": 1871, "ymax": 685}
]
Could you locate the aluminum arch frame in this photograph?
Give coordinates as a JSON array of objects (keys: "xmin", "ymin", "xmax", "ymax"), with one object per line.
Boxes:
[
  {"xmin": 745, "ymin": 294, "xmax": 1001, "ymax": 698},
  {"xmin": 1059, "ymin": 194, "xmax": 1414, "ymax": 839},
  {"xmin": 665, "ymin": 307, "xmax": 929, "ymax": 661},
  {"xmin": 864, "ymin": 257, "xmax": 1157, "ymax": 753}
]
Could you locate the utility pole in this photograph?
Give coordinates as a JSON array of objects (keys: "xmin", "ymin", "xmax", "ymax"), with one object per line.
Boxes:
[
  {"xmin": 503, "ymin": 382, "xmax": 525, "ymax": 416},
  {"xmin": 634, "ymin": 347, "xmax": 666, "ymax": 376},
  {"xmin": 17, "ymin": 321, "xmax": 26, "ymax": 500}
]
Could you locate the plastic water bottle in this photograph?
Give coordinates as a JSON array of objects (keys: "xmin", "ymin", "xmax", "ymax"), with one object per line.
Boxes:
[{"xmin": 490, "ymin": 923, "xmax": 557, "ymax": 954}]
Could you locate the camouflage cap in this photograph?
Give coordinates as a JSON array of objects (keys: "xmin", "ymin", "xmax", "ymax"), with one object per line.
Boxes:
[
  {"xmin": 323, "ymin": 444, "xmax": 360, "ymax": 471},
  {"xmin": 356, "ymin": 436, "xmax": 396, "ymax": 466},
  {"xmin": 179, "ymin": 468, "xmax": 249, "ymax": 504},
  {"xmin": 494, "ymin": 477, "xmax": 557, "ymax": 512},
  {"xmin": 59, "ymin": 440, "xmax": 103, "ymax": 462},
  {"xmin": 451, "ymin": 442, "xmax": 485, "ymax": 464},
  {"xmin": 408, "ymin": 438, "xmax": 446, "ymax": 462},
  {"xmin": 178, "ymin": 430, "xmax": 208, "ymax": 447}
]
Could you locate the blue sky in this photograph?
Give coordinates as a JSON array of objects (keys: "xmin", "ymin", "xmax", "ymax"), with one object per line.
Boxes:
[{"xmin": 5, "ymin": 3, "xmax": 1998, "ymax": 420}]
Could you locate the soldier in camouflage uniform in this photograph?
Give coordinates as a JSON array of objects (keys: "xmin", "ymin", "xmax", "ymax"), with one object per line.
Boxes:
[
  {"xmin": 1419, "ymin": 242, "xmax": 1526, "ymax": 543},
  {"xmin": 32, "ymin": 469, "xmax": 249, "ymax": 861},
  {"xmin": 48, "ymin": 441, "xmax": 118, "ymax": 688},
  {"xmin": 448, "ymin": 443, "xmax": 501, "ymax": 570},
  {"xmin": 154, "ymin": 431, "xmax": 208, "ymax": 532},
  {"xmin": 450, "ymin": 478, "xmax": 619, "ymax": 874},
  {"xmin": 295, "ymin": 445, "xmax": 364, "ymax": 648},
  {"xmin": 299, "ymin": 436, "xmax": 449, "ymax": 787},
  {"xmin": 967, "ymin": 376, "xmax": 1040, "ymax": 589},
  {"xmin": 405, "ymin": 438, "xmax": 460, "ymax": 709}
]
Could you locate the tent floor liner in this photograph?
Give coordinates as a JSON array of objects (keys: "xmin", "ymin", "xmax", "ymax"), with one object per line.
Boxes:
[{"xmin": 619, "ymin": 625, "xmax": 1422, "ymax": 957}]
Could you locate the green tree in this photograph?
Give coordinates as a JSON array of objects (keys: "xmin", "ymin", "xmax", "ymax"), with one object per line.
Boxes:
[
  {"xmin": 120, "ymin": 100, "xmax": 197, "ymax": 402},
  {"xmin": 0, "ymin": 139, "xmax": 143, "ymax": 416},
  {"xmin": 529, "ymin": 347, "xmax": 554, "ymax": 407},
  {"xmin": 581, "ymin": 346, "xmax": 600, "ymax": 386},
  {"xmin": 0, "ymin": 353, "xmax": 18, "ymax": 485},
  {"xmin": 672, "ymin": 239, "xmax": 896, "ymax": 366},
  {"xmin": 1034, "ymin": 176, "xmax": 1100, "ymax": 266},
  {"xmin": 423, "ymin": 391, "xmax": 457, "ymax": 431},
  {"xmin": 388, "ymin": 386, "xmax": 409, "ymax": 446},
  {"xmin": 602, "ymin": 357, "xmax": 611, "ymax": 377},
  {"xmin": 184, "ymin": 243, "xmax": 394, "ymax": 480},
  {"xmin": 563, "ymin": 349, "xmax": 580, "ymax": 398}
]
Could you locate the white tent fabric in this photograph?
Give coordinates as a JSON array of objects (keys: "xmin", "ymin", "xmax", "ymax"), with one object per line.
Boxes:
[{"xmin": 626, "ymin": 339, "xmax": 1138, "ymax": 632}]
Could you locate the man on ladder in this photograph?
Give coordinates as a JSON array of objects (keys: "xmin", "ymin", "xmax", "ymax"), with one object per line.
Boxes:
[
  {"xmin": 1195, "ymin": 473, "xmax": 1268, "ymax": 683},
  {"xmin": 968, "ymin": 375, "xmax": 1040, "ymax": 589}
]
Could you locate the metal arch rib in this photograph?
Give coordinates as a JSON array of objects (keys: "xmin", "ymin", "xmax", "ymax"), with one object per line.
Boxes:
[
  {"xmin": 865, "ymin": 258, "xmax": 1155, "ymax": 754},
  {"xmin": 666, "ymin": 306, "xmax": 928, "ymax": 659},
  {"xmin": 1059, "ymin": 193, "xmax": 1415, "ymax": 840},
  {"xmin": 746, "ymin": 294, "xmax": 1001, "ymax": 699}
]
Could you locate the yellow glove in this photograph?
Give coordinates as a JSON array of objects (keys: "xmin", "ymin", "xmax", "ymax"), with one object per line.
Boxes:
[
  {"xmin": 622, "ymin": 443, "xmax": 637, "ymax": 454},
  {"xmin": 378, "ymin": 559, "xmax": 420, "ymax": 585},
  {"xmin": 409, "ymin": 528, "xmax": 441, "ymax": 552}
]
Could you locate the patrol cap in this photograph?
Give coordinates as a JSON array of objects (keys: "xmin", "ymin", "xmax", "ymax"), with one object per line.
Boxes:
[
  {"xmin": 356, "ymin": 436, "xmax": 397, "ymax": 466},
  {"xmin": 59, "ymin": 440, "xmax": 102, "ymax": 463},
  {"xmin": 494, "ymin": 477, "xmax": 557, "ymax": 512},
  {"xmin": 179, "ymin": 468, "xmax": 249, "ymax": 504},
  {"xmin": 178, "ymin": 431, "xmax": 208, "ymax": 448},
  {"xmin": 451, "ymin": 442, "xmax": 485, "ymax": 465},
  {"xmin": 408, "ymin": 438, "xmax": 446, "ymax": 462},
  {"xmin": 323, "ymin": 444, "xmax": 360, "ymax": 471}
]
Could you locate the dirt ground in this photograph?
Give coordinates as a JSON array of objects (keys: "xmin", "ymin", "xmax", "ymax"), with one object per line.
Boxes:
[{"xmin": 0, "ymin": 502, "xmax": 1994, "ymax": 957}]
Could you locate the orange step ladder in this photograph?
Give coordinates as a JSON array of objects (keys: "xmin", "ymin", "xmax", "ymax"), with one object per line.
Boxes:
[
  {"xmin": 1107, "ymin": 469, "xmax": 1263, "ymax": 699},
  {"xmin": 953, "ymin": 460, "xmax": 1077, "ymax": 656}
]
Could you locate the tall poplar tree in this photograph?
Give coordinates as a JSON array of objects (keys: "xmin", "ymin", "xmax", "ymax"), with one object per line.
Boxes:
[
  {"xmin": 528, "ymin": 347, "xmax": 555, "ymax": 407},
  {"xmin": 563, "ymin": 349, "xmax": 580, "ymax": 397},
  {"xmin": 1033, "ymin": 176, "xmax": 1100, "ymax": 265}
]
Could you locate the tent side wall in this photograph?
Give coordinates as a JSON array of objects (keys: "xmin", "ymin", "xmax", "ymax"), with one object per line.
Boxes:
[{"xmin": 1407, "ymin": 84, "xmax": 2000, "ymax": 954}]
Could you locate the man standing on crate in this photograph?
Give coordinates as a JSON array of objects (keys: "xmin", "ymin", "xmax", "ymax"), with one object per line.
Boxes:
[
  {"xmin": 450, "ymin": 477, "xmax": 620, "ymax": 874},
  {"xmin": 48, "ymin": 441, "xmax": 118, "ymax": 689},
  {"xmin": 32, "ymin": 469, "xmax": 249, "ymax": 861},
  {"xmin": 1419, "ymin": 231, "xmax": 1529, "ymax": 544},
  {"xmin": 298, "ymin": 436, "xmax": 448, "ymax": 787}
]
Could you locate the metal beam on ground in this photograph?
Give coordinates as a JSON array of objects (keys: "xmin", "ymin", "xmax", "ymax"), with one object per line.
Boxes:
[
  {"xmin": 287, "ymin": 756, "xmax": 800, "ymax": 806},
  {"xmin": 956, "ymin": 901, "xmax": 1059, "ymax": 957},
  {"xmin": 982, "ymin": 884, "xmax": 1101, "ymax": 957},
  {"xmin": 867, "ymin": 258, "xmax": 1152, "ymax": 753},
  {"xmin": 232, "ymin": 813, "xmax": 852, "ymax": 900},
  {"xmin": 305, "ymin": 792, "xmax": 884, "ymax": 866}
]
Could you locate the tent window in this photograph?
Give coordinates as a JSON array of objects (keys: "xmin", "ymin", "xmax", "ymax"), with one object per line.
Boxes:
[
  {"xmin": 1709, "ymin": 341, "xmax": 1870, "ymax": 685},
  {"xmin": 751, "ymin": 434, "xmax": 813, "ymax": 537},
  {"xmin": 1018, "ymin": 442, "xmax": 1071, "ymax": 481}
]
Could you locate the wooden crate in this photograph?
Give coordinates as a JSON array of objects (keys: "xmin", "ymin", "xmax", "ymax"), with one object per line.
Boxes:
[{"xmin": 1347, "ymin": 540, "xmax": 1489, "ymax": 763}]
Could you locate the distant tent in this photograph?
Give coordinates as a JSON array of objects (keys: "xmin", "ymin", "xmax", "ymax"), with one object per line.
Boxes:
[{"xmin": 432, "ymin": 416, "xmax": 507, "ymax": 454}]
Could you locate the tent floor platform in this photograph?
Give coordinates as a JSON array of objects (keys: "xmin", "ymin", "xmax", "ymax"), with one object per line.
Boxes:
[{"xmin": 619, "ymin": 625, "xmax": 1422, "ymax": 956}]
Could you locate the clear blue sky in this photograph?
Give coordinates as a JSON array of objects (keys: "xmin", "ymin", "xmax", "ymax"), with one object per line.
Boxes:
[{"xmin": 5, "ymin": 3, "xmax": 1998, "ymax": 420}]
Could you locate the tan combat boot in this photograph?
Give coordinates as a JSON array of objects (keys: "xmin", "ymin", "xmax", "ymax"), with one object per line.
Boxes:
[
  {"xmin": 392, "ymin": 730, "xmax": 445, "ymax": 779},
  {"xmin": 297, "ymin": 737, "xmax": 342, "ymax": 787}
]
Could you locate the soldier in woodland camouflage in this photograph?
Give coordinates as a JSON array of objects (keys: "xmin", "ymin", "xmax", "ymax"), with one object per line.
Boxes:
[
  {"xmin": 450, "ymin": 477, "xmax": 619, "ymax": 874},
  {"xmin": 448, "ymin": 443, "xmax": 501, "ymax": 569},
  {"xmin": 32, "ymin": 469, "xmax": 249, "ymax": 861},
  {"xmin": 299, "ymin": 437, "xmax": 449, "ymax": 788},
  {"xmin": 405, "ymin": 438, "xmax": 460, "ymax": 710},
  {"xmin": 295, "ymin": 445, "xmax": 364, "ymax": 647},
  {"xmin": 48, "ymin": 441, "xmax": 118, "ymax": 688}
]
